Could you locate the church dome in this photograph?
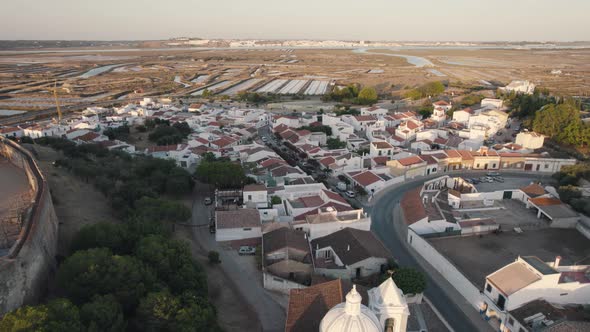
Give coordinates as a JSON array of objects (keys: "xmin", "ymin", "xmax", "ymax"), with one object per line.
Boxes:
[{"xmin": 320, "ymin": 285, "xmax": 381, "ymax": 332}]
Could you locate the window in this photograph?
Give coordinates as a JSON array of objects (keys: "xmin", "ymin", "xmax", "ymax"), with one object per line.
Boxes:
[
  {"xmin": 243, "ymin": 228, "xmax": 252, "ymax": 231},
  {"xmin": 503, "ymin": 162, "xmax": 508, "ymax": 168},
  {"xmin": 486, "ymin": 283, "xmax": 492, "ymax": 293},
  {"xmin": 476, "ymin": 163, "xmax": 480, "ymax": 168},
  {"xmin": 492, "ymin": 163, "xmax": 496, "ymax": 168},
  {"xmin": 545, "ymin": 164, "xmax": 549, "ymax": 169},
  {"xmin": 248, "ymin": 195, "xmax": 252, "ymax": 201},
  {"xmin": 508, "ymin": 317, "xmax": 514, "ymax": 326}
]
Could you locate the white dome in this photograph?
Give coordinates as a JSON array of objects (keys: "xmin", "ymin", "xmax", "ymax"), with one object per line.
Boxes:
[{"xmin": 320, "ymin": 285, "xmax": 381, "ymax": 332}]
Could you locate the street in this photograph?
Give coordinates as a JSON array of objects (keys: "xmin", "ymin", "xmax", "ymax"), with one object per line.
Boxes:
[
  {"xmin": 369, "ymin": 171, "xmax": 552, "ymax": 332},
  {"xmin": 190, "ymin": 184, "xmax": 286, "ymax": 332}
]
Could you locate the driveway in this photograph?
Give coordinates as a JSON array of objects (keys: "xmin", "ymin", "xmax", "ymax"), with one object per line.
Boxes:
[
  {"xmin": 191, "ymin": 184, "xmax": 286, "ymax": 332},
  {"xmin": 369, "ymin": 171, "xmax": 552, "ymax": 331}
]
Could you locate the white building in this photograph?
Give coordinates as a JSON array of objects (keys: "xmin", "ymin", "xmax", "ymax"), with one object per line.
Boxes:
[
  {"xmin": 481, "ymin": 98, "xmax": 504, "ymax": 109},
  {"xmin": 293, "ymin": 208, "xmax": 371, "ymax": 240},
  {"xmin": 311, "ymin": 228, "xmax": 391, "ymax": 280},
  {"xmin": 482, "ymin": 256, "xmax": 590, "ymax": 331},
  {"xmin": 243, "ymin": 184, "xmax": 268, "ymax": 209},
  {"xmin": 215, "ymin": 209, "xmax": 262, "ymax": 242},
  {"xmin": 319, "ymin": 279, "xmax": 410, "ymax": 332},
  {"xmin": 500, "ymin": 80, "xmax": 536, "ymax": 95},
  {"xmin": 516, "ymin": 132, "xmax": 545, "ymax": 150}
]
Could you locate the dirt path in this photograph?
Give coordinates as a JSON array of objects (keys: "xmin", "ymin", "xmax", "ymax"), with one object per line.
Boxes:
[{"xmin": 174, "ymin": 225, "xmax": 262, "ymax": 332}]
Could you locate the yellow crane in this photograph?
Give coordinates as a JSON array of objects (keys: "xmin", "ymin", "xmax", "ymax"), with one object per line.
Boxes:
[{"xmin": 48, "ymin": 80, "xmax": 63, "ymax": 123}]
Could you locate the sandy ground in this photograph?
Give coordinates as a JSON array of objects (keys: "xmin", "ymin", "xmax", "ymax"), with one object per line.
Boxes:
[
  {"xmin": 174, "ymin": 224, "xmax": 262, "ymax": 332},
  {"xmin": 30, "ymin": 144, "xmax": 119, "ymax": 256}
]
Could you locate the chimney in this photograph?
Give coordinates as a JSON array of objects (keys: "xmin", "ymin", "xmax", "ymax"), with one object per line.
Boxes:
[
  {"xmin": 347, "ymin": 244, "xmax": 350, "ymax": 251},
  {"xmin": 554, "ymin": 256, "xmax": 562, "ymax": 268}
]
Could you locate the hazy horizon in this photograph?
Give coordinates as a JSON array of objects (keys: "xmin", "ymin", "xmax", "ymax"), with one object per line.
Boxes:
[{"xmin": 1, "ymin": 0, "xmax": 589, "ymax": 41}]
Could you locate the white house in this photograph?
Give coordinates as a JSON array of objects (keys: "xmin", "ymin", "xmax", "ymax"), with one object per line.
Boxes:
[
  {"xmin": 360, "ymin": 106, "xmax": 388, "ymax": 116},
  {"xmin": 516, "ymin": 132, "xmax": 545, "ymax": 150},
  {"xmin": 482, "ymin": 256, "xmax": 590, "ymax": 331},
  {"xmin": 481, "ymin": 98, "xmax": 504, "ymax": 109},
  {"xmin": 431, "ymin": 107, "xmax": 447, "ymax": 122},
  {"xmin": 311, "ymin": 228, "xmax": 392, "ymax": 280},
  {"xmin": 432, "ymin": 100, "xmax": 452, "ymax": 112},
  {"xmin": 369, "ymin": 141, "xmax": 395, "ymax": 158},
  {"xmin": 500, "ymin": 80, "xmax": 536, "ymax": 95},
  {"xmin": 243, "ymin": 184, "xmax": 269, "ymax": 209},
  {"xmin": 292, "ymin": 208, "xmax": 371, "ymax": 240},
  {"xmin": 215, "ymin": 209, "xmax": 262, "ymax": 242}
]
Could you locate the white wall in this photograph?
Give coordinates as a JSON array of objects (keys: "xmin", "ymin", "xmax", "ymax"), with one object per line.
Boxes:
[
  {"xmin": 263, "ymin": 272, "xmax": 307, "ymax": 295},
  {"xmin": 407, "ymin": 229, "xmax": 482, "ymax": 309},
  {"xmin": 215, "ymin": 227, "xmax": 262, "ymax": 242}
]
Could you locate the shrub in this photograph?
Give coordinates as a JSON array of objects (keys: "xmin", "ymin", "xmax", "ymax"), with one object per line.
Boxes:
[{"xmin": 208, "ymin": 251, "xmax": 220, "ymax": 264}]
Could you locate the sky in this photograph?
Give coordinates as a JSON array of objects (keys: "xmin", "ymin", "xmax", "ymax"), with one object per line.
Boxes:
[{"xmin": 1, "ymin": 0, "xmax": 589, "ymax": 41}]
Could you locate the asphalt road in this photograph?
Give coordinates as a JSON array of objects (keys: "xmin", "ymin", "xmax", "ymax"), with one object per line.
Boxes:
[
  {"xmin": 190, "ymin": 185, "xmax": 286, "ymax": 332},
  {"xmin": 369, "ymin": 171, "xmax": 551, "ymax": 332}
]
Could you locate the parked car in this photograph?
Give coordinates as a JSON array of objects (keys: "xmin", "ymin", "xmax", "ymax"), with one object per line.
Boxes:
[
  {"xmin": 471, "ymin": 178, "xmax": 481, "ymax": 184},
  {"xmin": 495, "ymin": 177, "xmax": 505, "ymax": 183},
  {"xmin": 337, "ymin": 182, "xmax": 347, "ymax": 191},
  {"xmin": 238, "ymin": 246, "xmax": 256, "ymax": 256},
  {"xmin": 204, "ymin": 197, "xmax": 212, "ymax": 205},
  {"xmin": 345, "ymin": 190, "xmax": 356, "ymax": 198},
  {"xmin": 484, "ymin": 177, "xmax": 495, "ymax": 183},
  {"xmin": 487, "ymin": 172, "xmax": 500, "ymax": 177},
  {"xmin": 262, "ymin": 136, "xmax": 268, "ymax": 142}
]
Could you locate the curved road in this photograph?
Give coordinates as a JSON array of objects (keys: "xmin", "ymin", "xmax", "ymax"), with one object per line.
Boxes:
[{"xmin": 369, "ymin": 171, "xmax": 551, "ymax": 331}]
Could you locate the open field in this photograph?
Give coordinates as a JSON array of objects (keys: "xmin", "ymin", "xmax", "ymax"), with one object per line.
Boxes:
[{"xmin": 0, "ymin": 47, "xmax": 588, "ymax": 119}]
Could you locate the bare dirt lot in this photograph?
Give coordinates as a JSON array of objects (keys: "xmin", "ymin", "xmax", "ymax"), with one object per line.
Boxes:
[{"xmin": 174, "ymin": 225, "xmax": 261, "ymax": 332}]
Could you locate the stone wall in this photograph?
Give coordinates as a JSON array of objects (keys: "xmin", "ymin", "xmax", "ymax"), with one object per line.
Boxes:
[{"xmin": 0, "ymin": 138, "xmax": 59, "ymax": 315}]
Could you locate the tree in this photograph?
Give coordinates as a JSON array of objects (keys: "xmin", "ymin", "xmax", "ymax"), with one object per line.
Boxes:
[
  {"xmin": 165, "ymin": 167, "xmax": 194, "ymax": 196},
  {"xmin": 135, "ymin": 236, "xmax": 207, "ymax": 296},
  {"xmin": 70, "ymin": 222, "xmax": 132, "ymax": 255},
  {"xmin": 195, "ymin": 160, "xmax": 248, "ymax": 189},
  {"xmin": 270, "ymin": 196, "xmax": 282, "ymax": 205},
  {"xmin": 558, "ymin": 185, "xmax": 582, "ymax": 204},
  {"xmin": 357, "ymin": 87, "xmax": 378, "ymax": 105},
  {"xmin": 392, "ymin": 268, "xmax": 427, "ymax": 295},
  {"xmin": 134, "ymin": 197, "xmax": 191, "ymax": 225},
  {"xmin": 404, "ymin": 81, "xmax": 445, "ymax": 100},
  {"xmin": 0, "ymin": 298, "xmax": 81, "ymax": 332},
  {"xmin": 460, "ymin": 94, "xmax": 484, "ymax": 106},
  {"xmin": 208, "ymin": 251, "xmax": 220, "ymax": 264},
  {"xmin": 326, "ymin": 138, "xmax": 346, "ymax": 150},
  {"xmin": 80, "ymin": 295, "xmax": 126, "ymax": 332},
  {"xmin": 137, "ymin": 290, "xmax": 219, "ymax": 332},
  {"xmin": 57, "ymin": 248, "xmax": 156, "ymax": 312}
]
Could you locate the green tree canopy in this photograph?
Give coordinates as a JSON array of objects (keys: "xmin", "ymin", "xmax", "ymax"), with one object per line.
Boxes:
[
  {"xmin": 57, "ymin": 248, "xmax": 156, "ymax": 312},
  {"xmin": 357, "ymin": 87, "xmax": 378, "ymax": 105},
  {"xmin": 326, "ymin": 138, "xmax": 347, "ymax": 150},
  {"xmin": 80, "ymin": 295, "xmax": 126, "ymax": 332},
  {"xmin": 135, "ymin": 235, "xmax": 207, "ymax": 296},
  {"xmin": 533, "ymin": 102, "xmax": 590, "ymax": 147},
  {"xmin": 0, "ymin": 298, "xmax": 81, "ymax": 332},
  {"xmin": 137, "ymin": 290, "xmax": 219, "ymax": 332},
  {"xmin": 404, "ymin": 81, "xmax": 445, "ymax": 100},
  {"xmin": 392, "ymin": 268, "xmax": 427, "ymax": 295},
  {"xmin": 70, "ymin": 222, "xmax": 132, "ymax": 255},
  {"xmin": 195, "ymin": 160, "xmax": 249, "ymax": 189}
]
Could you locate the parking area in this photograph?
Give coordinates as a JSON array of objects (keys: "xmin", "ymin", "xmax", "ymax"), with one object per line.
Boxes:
[
  {"xmin": 463, "ymin": 199, "xmax": 545, "ymax": 228},
  {"xmin": 472, "ymin": 176, "xmax": 553, "ymax": 192},
  {"xmin": 429, "ymin": 227, "xmax": 590, "ymax": 289}
]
